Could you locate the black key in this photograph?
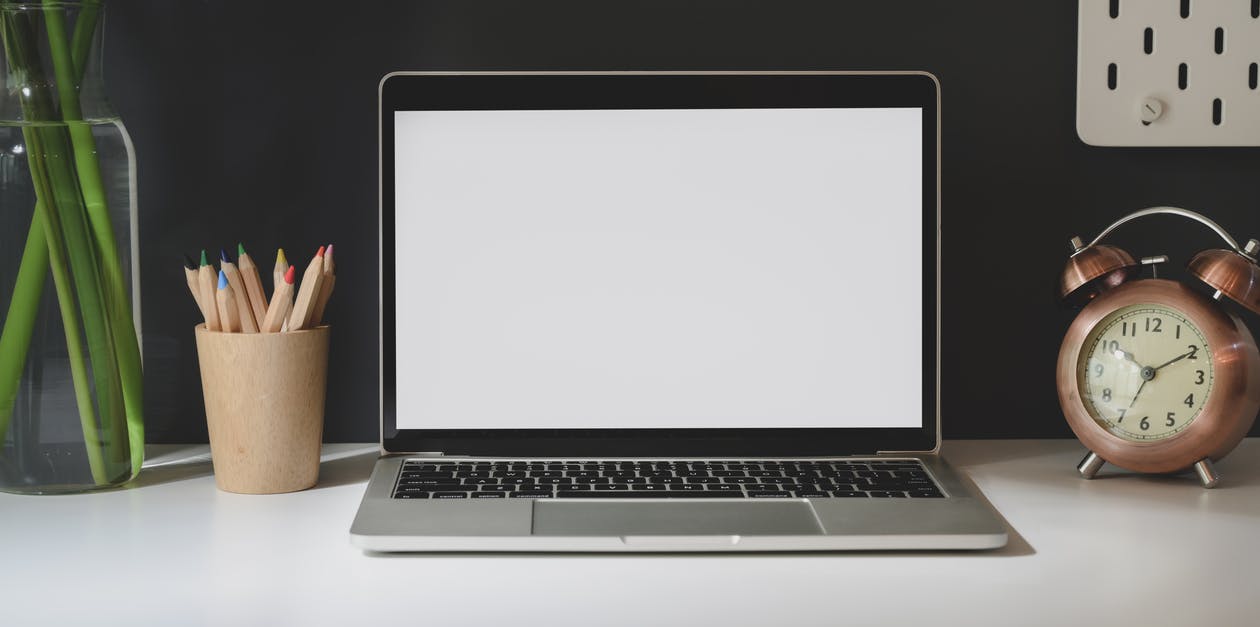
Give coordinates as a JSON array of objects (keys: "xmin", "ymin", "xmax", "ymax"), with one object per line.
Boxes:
[
  {"xmin": 751, "ymin": 492, "xmax": 793, "ymax": 498},
  {"xmin": 785, "ymin": 471, "xmax": 818, "ymax": 478},
  {"xmin": 707, "ymin": 484, "xmax": 742, "ymax": 492},
  {"xmin": 454, "ymin": 471, "xmax": 491, "ymax": 479},
  {"xmin": 500, "ymin": 478, "xmax": 536, "ymax": 485},
  {"xmin": 909, "ymin": 489, "xmax": 945, "ymax": 498},
  {"xmin": 668, "ymin": 484, "xmax": 705, "ymax": 491},
  {"xmin": 642, "ymin": 471, "xmax": 675, "ymax": 478},
  {"xmin": 749, "ymin": 470, "xmax": 781, "ymax": 477},
  {"xmin": 539, "ymin": 477, "xmax": 573, "ymax": 485},
  {"xmin": 686, "ymin": 477, "xmax": 721, "ymax": 484},
  {"xmin": 793, "ymin": 491, "xmax": 831, "ymax": 498},
  {"xmin": 723, "ymin": 477, "xmax": 758, "ymax": 484},
  {"xmin": 680, "ymin": 471, "xmax": 710, "ymax": 478},
  {"xmin": 510, "ymin": 491, "xmax": 553, "ymax": 499},
  {"xmin": 869, "ymin": 491, "xmax": 906, "ymax": 498},
  {"xmin": 472, "ymin": 492, "xmax": 505, "ymax": 499},
  {"xmin": 393, "ymin": 493, "xmax": 428, "ymax": 499},
  {"xmin": 725, "ymin": 464, "xmax": 759, "ymax": 470},
  {"xmin": 556, "ymin": 484, "xmax": 591, "ymax": 492},
  {"xmin": 397, "ymin": 478, "xmax": 449, "ymax": 486},
  {"xmin": 833, "ymin": 491, "xmax": 869, "ymax": 498},
  {"xmin": 530, "ymin": 471, "xmax": 564, "ymax": 478},
  {"xmin": 493, "ymin": 471, "xmax": 527, "ymax": 479},
  {"xmin": 574, "ymin": 477, "xmax": 609, "ymax": 484},
  {"xmin": 712, "ymin": 471, "xmax": 747, "ymax": 477},
  {"xmin": 606, "ymin": 471, "xmax": 638, "ymax": 479},
  {"xmin": 594, "ymin": 484, "xmax": 630, "ymax": 491},
  {"xmin": 433, "ymin": 492, "xmax": 468, "ymax": 499},
  {"xmin": 480, "ymin": 485, "xmax": 515, "ymax": 492},
  {"xmin": 649, "ymin": 477, "xmax": 684, "ymax": 484},
  {"xmin": 759, "ymin": 477, "xmax": 795, "ymax": 484},
  {"xmin": 615, "ymin": 477, "xmax": 648, "ymax": 485},
  {"xmin": 632, "ymin": 484, "xmax": 669, "ymax": 491},
  {"xmin": 547, "ymin": 464, "xmax": 582, "ymax": 471},
  {"xmin": 422, "ymin": 483, "xmax": 465, "ymax": 492},
  {"xmin": 566, "ymin": 471, "xmax": 599, "ymax": 478},
  {"xmin": 463, "ymin": 477, "xmax": 499, "ymax": 485},
  {"xmin": 406, "ymin": 472, "xmax": 454, "ymax": 479},
  {"xmin": 560, "ymin": 491, "xmax": 739, "ymax": 499},
  {"xmin": 745, "ymin": 484, "xmax": 779, "ymax": 492}
]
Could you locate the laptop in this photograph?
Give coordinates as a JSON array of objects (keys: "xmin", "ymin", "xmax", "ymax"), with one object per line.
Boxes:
[{"xmin": 351, "ymin": 71, "xmax": 1007, "ymax": 552}]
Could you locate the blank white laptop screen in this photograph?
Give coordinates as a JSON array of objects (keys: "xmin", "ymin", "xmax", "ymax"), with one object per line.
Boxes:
[{"xmin": 394, "ymin": 107, "xmax": 923, "ymax": 430}]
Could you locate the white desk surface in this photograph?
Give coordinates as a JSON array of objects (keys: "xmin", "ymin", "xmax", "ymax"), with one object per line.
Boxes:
[{"xmin": 5, "ymin": 439, "xmax": 1260, "ymax": 626}]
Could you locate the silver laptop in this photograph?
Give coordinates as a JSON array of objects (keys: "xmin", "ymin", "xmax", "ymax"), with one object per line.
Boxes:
[{"xmin": 351, "ymin": 71, "xmax": 1007, "ymax": 552}]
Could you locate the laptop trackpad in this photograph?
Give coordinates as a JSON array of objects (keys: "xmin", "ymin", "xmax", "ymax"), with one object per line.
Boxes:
[{"xmin": 532, "ymin": 501, "xmax": 823, "ymax": 536}]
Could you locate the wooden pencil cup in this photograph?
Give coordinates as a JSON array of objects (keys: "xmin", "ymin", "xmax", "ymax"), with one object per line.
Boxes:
[{"xmin": 194, "ymin": 324, "xmax": 330, "ymax": 494}]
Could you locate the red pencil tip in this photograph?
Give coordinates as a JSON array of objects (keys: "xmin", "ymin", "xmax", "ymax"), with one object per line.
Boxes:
[
  {"xmin": 316, "ymin": 245, "xmax": 325, "ymax": 258},
  {"xmin": 285, "ymin": 265, "xmax": 296, "ymax": 284}
]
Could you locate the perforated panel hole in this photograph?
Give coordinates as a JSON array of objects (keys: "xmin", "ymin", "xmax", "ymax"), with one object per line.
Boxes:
[
  {"xmin": 1179, "ymin": 63, "xmax": 1189, "ymax": 90},
  {"xmin": 1250, "ymin": 63, "xmax": 1258, "ymax": 90},
  {"xmin": 1181, "ymin": 0, "xmax": 1191, "ymax": 18},
  {"xmin": 1110, "ymin": 0, "xmax": 1120, "ymax": 18},
  {"xmin": 1212, "ymin": 98, "xmax": 1223, "ymax": 125},
  {"xmin": 1108, "ymin": 63, "xmax": 1118, "ymax": 90},
  {"xmin": 1144, "ymin": 28, "xmax": 1154, "ymax": 54},
  {"xmin": 1215, "ymin": 27, "xmax": 1225, "ymax": 54}
]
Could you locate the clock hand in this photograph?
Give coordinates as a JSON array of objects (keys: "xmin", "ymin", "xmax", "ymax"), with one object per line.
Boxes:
[
  {"xmin": 1114, "ymin": 348, "xmax": 1144, "ymax": 369},
  {"xmin": 1128, "ymin": 378, "xmax": 1147, "ymax": 408},
  {"xmin": 1152, "ymin": 349, "xmax": 1195, "ymax": 371}
]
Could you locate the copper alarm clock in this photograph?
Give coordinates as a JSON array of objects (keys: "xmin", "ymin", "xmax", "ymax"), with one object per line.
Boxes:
[{"xmin": 1056, "ymin": 207, "xmax": 1260, "ymax": 488}]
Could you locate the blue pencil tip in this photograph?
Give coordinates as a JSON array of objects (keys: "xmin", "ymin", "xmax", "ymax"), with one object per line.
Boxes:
[
  {"xmin": 220, "ymin": 248, "xmax": 232, "ymax": 263},
  {"xmin": 217, "ymin": 270, "xmax": 228, "ymax": 289}
]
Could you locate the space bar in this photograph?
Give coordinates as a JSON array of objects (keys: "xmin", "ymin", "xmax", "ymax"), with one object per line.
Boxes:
[{"xmin": 555, "ymin": 491, "xmax": 746, "ymax": 499}]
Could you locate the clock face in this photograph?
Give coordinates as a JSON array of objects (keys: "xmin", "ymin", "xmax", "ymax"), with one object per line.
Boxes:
[{"xmin": 1077, "ymin": 303, "xmax": 1214, "ymax": 441}]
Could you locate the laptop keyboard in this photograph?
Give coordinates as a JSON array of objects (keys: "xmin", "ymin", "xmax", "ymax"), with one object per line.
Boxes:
[{"xmin": 391, "ymin": 459, "xmax": 944, "ymax": 499}]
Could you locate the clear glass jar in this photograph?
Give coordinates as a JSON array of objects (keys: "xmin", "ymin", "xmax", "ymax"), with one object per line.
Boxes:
[{"xmin": 0, "ymin": 0, "xmax": 143, "ymax": 493}]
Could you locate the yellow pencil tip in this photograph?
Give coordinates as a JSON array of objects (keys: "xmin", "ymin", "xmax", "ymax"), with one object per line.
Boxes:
[{"xmin": 276, "ymin": 248, "xmax": 287, "ymax": 265}]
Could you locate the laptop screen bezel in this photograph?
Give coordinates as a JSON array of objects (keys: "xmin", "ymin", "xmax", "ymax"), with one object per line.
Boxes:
[{"xmin": 379, "ymin": 72, "xmax": 939, "ymax": 456}]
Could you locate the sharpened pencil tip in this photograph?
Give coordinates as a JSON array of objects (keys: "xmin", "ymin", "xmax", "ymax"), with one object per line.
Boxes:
[
  {"xmin": 316, "ymin": 245, "xmax": 325, "ymax": 258},
  {"xmin": 217, "ymin": 270, "xmax": 228, "ymax": 290},
  {"xmin": 220, "ymin": 248, "xmax": 232, "ymax": 263},
  {"xmin": 276, "ymin": 248, "xmax": 287, "ymax": 265},
  {"xmin": 285, "ymin": 265, "xmax": 296, "ymax": 284},
  {"xmin": 237, "ymin": 242, "xmax": 246, "ymax": 257},
  {"xmin": 200, "ymin": 249, "xmax": 209, "ymax": 267},
  {"xmin": 183, "ymin": 253, "xmax": 197, "ymax": 270}
]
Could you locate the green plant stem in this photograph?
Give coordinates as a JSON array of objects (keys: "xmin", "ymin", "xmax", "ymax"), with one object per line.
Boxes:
[
  {"xmin": 0, "ymin": 208, "xmax": 48, "ymax": 446},
  {"xmin": 0, "ymin": 2, "xmax": 128, "ymax": 481},
  {"xmin": 44, "ymin": 0, "xmax": 144, "ymax": 475}
]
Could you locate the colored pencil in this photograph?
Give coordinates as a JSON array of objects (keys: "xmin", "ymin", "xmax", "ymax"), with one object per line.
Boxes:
[
  {"xmin": 197, "ymin": 250, "xmax": 221, "ymax": 332},
  {"xmin": 310, "ymin": 243, "xmax": 336, "ymax": 326},
  {"xmin": 261, "ymin": 266, "xmax": 296, "ymax": 333},
  {"xmin": 183, "ymin": 253, "xmax": 203, "ymax": 312},
  {"xmin": 215, "ymin": 270, "xmax": 242, "ymax": 333},
  {"xmin": 219, "ymin": 248, "xmax": 259, "ymax": 333},
  {"xmin": 287, "ymin": 246, "xmax": 326, "ymax": 331},
  {"xmin": 273, "ymin": 248, "xmax": 289, "ymax": 291},
  {"xmin": 236, "ymin": 243, "xmax": 269, "ymax": 327}
]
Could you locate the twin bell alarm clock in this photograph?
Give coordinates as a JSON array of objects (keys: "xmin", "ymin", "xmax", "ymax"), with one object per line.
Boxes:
[{"xmin": 1056, "ymin": 207, "xmax": 1260, "ymax": 488}]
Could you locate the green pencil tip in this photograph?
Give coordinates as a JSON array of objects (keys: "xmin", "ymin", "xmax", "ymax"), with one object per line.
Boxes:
[
  {"xmin": 238, "ymin": 242, "xmax": 246, "ymax": 257},
  {"xmin": 199, "ymin": 249, "xmax": 208, "ymax": 266}
]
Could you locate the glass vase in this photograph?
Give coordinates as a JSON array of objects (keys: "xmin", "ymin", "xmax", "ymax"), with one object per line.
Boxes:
[{"xmin": 0, "ymin": 0, "xmax": 143, "ymax": 494}]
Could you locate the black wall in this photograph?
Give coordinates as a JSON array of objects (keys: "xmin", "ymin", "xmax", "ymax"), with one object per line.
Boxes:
[{"xmin": 105, "ymin": 1, "xmax": 1260, "ymax": 443}]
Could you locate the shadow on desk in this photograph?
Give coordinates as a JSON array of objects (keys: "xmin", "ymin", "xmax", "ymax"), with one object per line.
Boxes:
[{"xmin": 125, "ymin": 445, "xmax": 378, "ymax": 491}]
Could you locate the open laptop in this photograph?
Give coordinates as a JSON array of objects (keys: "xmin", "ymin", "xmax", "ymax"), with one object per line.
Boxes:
[{"xmin": 351, "ymin": 71, "xmax": 1007, "ymax": 552}]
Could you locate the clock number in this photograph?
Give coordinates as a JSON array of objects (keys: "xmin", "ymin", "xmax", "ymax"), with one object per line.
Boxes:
[
  {"xmin": 1102, "ymin": 388, "xmax": 1113, "ymax": 402},
  {"xmin": 1116, "ymin": 408, "xmax": 1126, "ymax": 423},
  {"xmin": 1122, "ymin": 322, "xmax": 1129, "ymax": 337},
  {"xmin": 1175, "ymin": 324, "xmax": 1181, "ymax": 339},
  {"xmin": 1094, "ymin": 363, "xmax": 1104, "ymax": 378},
  {"xmin": 1195, "ymin": 370, "xmax": 1205, "ymax": 385},
  {"xmin": 1140, "ymin": 416, "xmax": 1150, "ymax": 431},
  {"xmin": 1187, "ymin": 345, "xmax": 1199, "ymax": 360},
  {"xmin": 1146, "ymin": 317, "xmax": 1162, "ymax": 333},
  {"xmin": 1107, "ymin": 340, "xmax": 1120, "ymax": 354},
  {"xmin": 1166, "ymin": 412, "xmax": 1176, "ymax": 427},
  {"xmin": 1184, "ymin": 393, "xmax": 1194, "ymax": 407}
]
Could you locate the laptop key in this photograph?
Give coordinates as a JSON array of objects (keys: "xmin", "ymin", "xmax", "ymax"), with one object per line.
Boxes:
[
  {"xmin": 433, "ymin": 492, "xmax": 468, "ymax": 499},
  {"xmin": 909, "ymin": 489, "xmax": 944, "ymax": 498},
  {"xmin": 750, "ymin": 492, "xmax": 793, "ymax": 498},
  {"xmin": 393, "ymin": 493, "xmax": 429, "ymax": 499},
  {"xmin": 557, "ymin": 484, "xmax": 590, "ymax": 491},
  {"xmin": 631, "ymin": 484, "xmax": 668, "ymax": 491},
  {"xmin": 593, "ymin": 484, "xmax": 629, "ymax": 491},
  {"xmin": 472, "ymin": 492, "xmax": 505, "ymax": 498},
  {"xmin": 510, "ymin": 491, "xmax": 554, "ymax": 498},
  {"xmin": 706, "ymin": 484, "xmax": 742, "ymax": 492},
  {"xmin": 833, "ymin": 491, "xmax": 869, "ymax": 497},
  {"xmin": 480, "ymin": 485, "xmax": 515, "ymax": 492},
  {"xmin": 667, "ymin": 484, "xmax": 704, "ymax": 491},
  {"xmin": 793, "ymin": 491, "xmax": 831, "ymax": 498},
  {"xmin": 423, "ymin": 484, "xmax": 465, "ymax": 492}
]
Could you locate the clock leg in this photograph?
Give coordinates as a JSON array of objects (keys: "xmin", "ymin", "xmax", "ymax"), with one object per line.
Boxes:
[
  {"xmin": 1077, "ymin": 451, "xmax": 1105, "ymax": 479},
  {"xmin": 1193, "ymin": 458, "xmax": 1220, "ymax": 489}
]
